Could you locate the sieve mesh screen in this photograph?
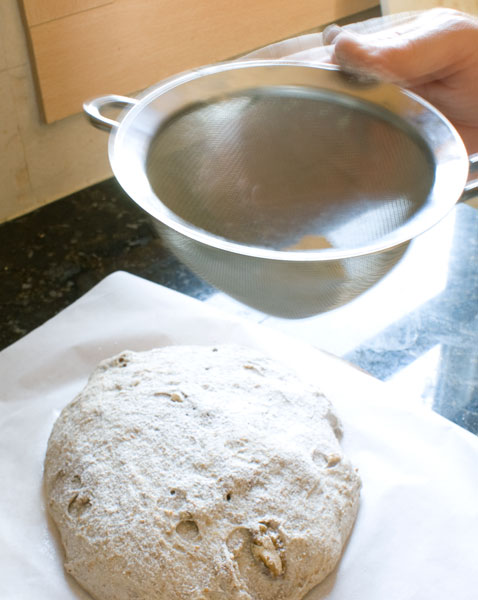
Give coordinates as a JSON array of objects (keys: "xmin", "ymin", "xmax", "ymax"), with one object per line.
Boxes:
[{"xmin": 146, "ymin": 87, "xmax": 435, "ymax": 251}]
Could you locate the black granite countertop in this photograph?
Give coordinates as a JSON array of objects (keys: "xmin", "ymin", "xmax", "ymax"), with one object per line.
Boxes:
[
  {"xmin": 1, "ymin": 178, "xmax": 477, "ymax": 436},
  {"xmin": 0, "ymin": 178, "xmax": 215, "ymax": 349}
]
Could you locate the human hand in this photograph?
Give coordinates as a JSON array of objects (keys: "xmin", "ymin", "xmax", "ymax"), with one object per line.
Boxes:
[{"xmin": 324, "ymin": 9, "xmax": 478, "ymax": 154}]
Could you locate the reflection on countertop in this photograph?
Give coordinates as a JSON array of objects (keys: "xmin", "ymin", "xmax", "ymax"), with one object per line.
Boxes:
[{"xmin": 1, "ymin": 178, "xmax": 477, "ymax": 435}]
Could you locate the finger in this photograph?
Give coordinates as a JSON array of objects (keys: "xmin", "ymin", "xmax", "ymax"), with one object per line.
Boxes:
[{"xmin": 328, "ymin": 9, "xmax": 478, "ymax": 87}]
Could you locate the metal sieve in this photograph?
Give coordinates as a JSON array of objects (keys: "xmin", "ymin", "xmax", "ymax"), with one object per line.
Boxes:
[{"xmin": 84, "ymin": 61, "xmax": 478, "ymax": 317}]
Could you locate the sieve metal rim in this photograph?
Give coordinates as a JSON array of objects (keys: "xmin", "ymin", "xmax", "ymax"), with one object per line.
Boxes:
[{"xmin": 104, "ymin": 60, "xmax": 469, "ymax": 263}]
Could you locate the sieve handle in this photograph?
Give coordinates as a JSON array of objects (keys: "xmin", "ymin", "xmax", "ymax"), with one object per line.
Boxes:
[
  {"xmin": 461, "ymin": 153, "xmax": 478, "ymax": 203},
  {"xmin": 83, "ymin": 95, "xmax": 139, "ymax": 131}
]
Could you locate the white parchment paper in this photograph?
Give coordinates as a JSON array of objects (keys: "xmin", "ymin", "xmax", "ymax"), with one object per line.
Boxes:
[{"xmin": 1, "ymin": 271, "xmax": 477, "ymax": 600}]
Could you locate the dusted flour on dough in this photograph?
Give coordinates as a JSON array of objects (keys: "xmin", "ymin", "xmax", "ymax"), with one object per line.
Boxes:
[{"xmin": 44, "ymin": 345, "xmax": 360, "ymax": 600}]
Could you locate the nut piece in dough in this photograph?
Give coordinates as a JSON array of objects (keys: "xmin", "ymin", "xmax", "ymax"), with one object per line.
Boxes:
[{"xmin": 251, "ymin": 523, "xmax": 284, "ymax": 576}]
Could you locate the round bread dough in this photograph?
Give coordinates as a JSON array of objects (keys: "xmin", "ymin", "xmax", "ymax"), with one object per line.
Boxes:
[{"xmin": 44, "ymin": 344, "xmax": 360, "ymax": 600}]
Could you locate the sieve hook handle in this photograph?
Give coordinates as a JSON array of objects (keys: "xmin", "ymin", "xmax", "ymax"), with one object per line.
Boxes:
[
  {"xmin": 83, "ymin": 95, "xmax": 139, "ymax": 131},
  {"xmin": 461, "ymin": 153, "xmax": 478, "ymax": 203}
]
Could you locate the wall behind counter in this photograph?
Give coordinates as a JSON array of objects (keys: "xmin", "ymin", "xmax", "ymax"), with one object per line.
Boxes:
[{"xmin": 0, "ymin": 0, "xmax": 110, "ymax": 224}]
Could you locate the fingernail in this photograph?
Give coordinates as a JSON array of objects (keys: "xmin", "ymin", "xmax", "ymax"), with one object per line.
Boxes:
[{"xmin": 322, "ymin": 24, "xmax": 343, "ymax": 45}]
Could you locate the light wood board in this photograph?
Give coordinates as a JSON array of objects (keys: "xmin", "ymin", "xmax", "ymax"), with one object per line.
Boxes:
[
  {"xmin": 21, "ymin": 0, "xmax": 378, "ymax": 123},
  {"xmin": 22, "ymin": 0, "xmax": 114, "ymax": 26}
]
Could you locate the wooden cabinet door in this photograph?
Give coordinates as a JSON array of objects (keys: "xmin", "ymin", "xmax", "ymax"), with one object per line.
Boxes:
[{"xmin": 21, "ymin": 0, "xmax": 377, "ymax": 123}]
